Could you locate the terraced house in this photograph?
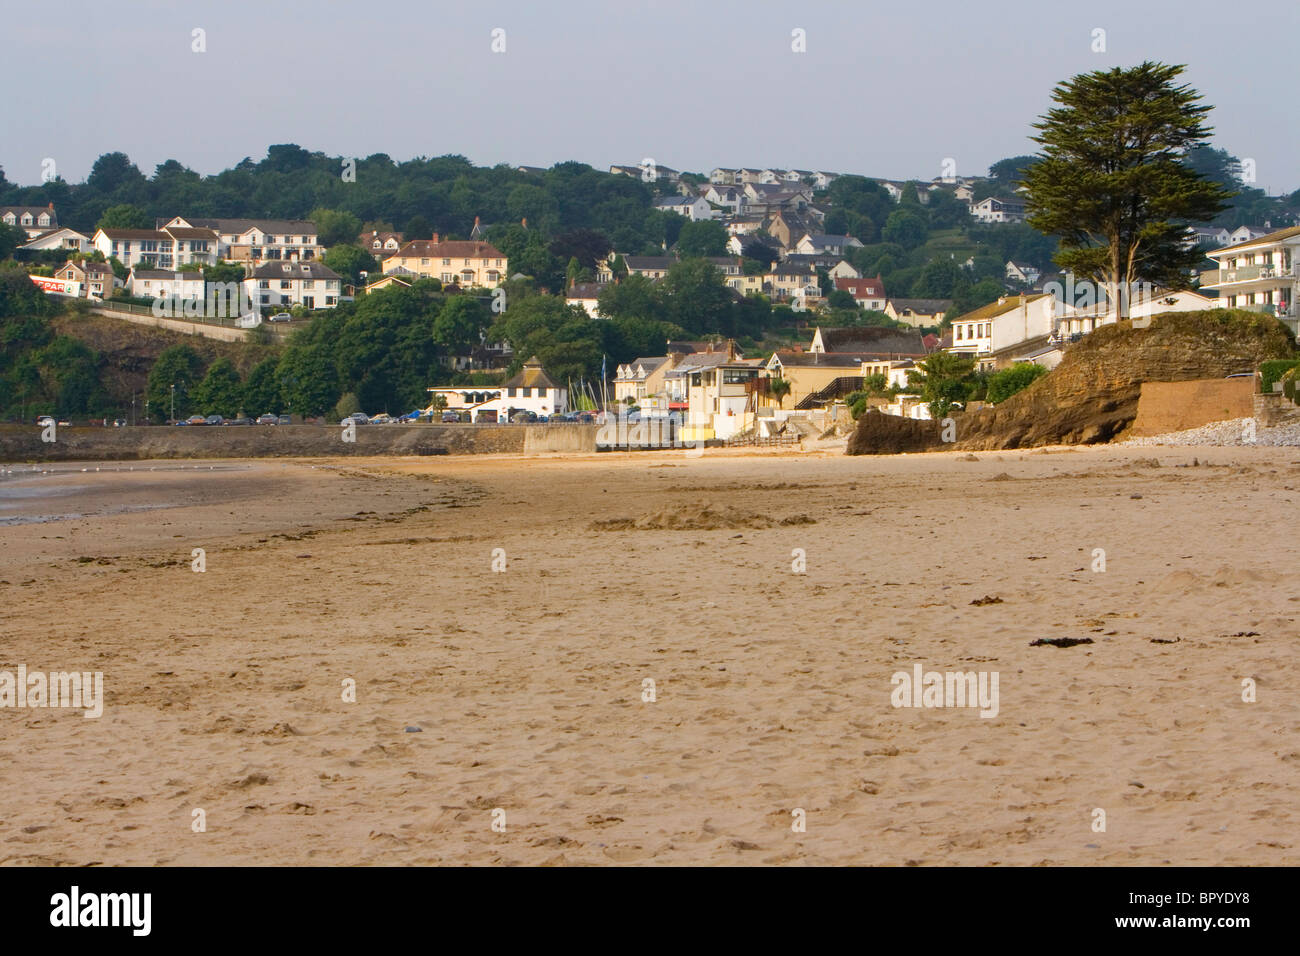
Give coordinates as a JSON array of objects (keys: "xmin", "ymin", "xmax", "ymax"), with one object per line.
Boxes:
[
  {"xmin": 1202, "ymin": 224, "xmax": 1300, "ymax": 335},
  {"xmin": 157, "ymin": 217, "xmax": 323, "ymax": 263},
  {"xmin": 382, "ymin": 236, "xmax": 507, "ymax": 287},
  {"xmin": 92, "ymin": 225, "xmax": 220, "ymax": 270}
]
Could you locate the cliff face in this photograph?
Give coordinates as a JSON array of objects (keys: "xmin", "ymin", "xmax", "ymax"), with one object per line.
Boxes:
[{"xmin": 847, "ymin": 310, "xmax": 1296, "ymax": 454}]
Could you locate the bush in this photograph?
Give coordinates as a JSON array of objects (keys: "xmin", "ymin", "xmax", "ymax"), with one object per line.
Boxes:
[
  {"xmin": 1259, "ymin": 359, "xmax": 1300, "ymax": 395},
  {"xmin": 985, "ymin": 363, "xmax": 1048, "ymax": 404},
  {"xmin": 334, "ymin": 392, "xmax": 362, "ymax": 419}
]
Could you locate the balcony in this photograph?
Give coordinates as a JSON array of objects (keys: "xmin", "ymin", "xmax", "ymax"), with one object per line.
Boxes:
[{"xmin": 1213, "ymin": 263, "xmax": 1294, "ymax": 284}]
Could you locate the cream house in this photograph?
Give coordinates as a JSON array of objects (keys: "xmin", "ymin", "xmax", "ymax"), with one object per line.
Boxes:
[{"xmin": 383, "ymin": 236, "xmax": 507, "ymax": 287}]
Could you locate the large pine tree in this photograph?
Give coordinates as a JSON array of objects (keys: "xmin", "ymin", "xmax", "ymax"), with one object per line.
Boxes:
[{"xmin": 1021, "ymin": 62, "xmax": 1232, "ymax": 316}]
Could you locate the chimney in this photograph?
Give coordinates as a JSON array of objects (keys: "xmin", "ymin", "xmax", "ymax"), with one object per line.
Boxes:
[{"xmin": 432, "ymin": 232, "xmax": 439, "ymax": 243}]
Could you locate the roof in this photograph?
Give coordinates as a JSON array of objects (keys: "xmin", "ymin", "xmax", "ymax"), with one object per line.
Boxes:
[
  {"xmin": 623, "ymin": 256, "xmax": 677, "ymax": 271},
  {"xmin": 770, "ymin": 351, "xmax": 883, "ymax": 368},
  {"xmin": 654, "ymin": 196, "xmax": 695, "ymax": 206},
  {"xmin": 248, "ymin": 261, "xmax": 341, "ymax": 279},
  {"xmin": 833, "ymin": 277, "xmax": 886, "ymax": 297},
  {"xmin": 816, "ymin": 326, "xmax": 926, "ymax": 355},
  {"xmin": 131, "ymin": 269, "xmax": 204, "ymax": 279},
  {"xmin": 161, "ymin": 217, "xmax": 316, "ymax": 235},
  {"xmin": 566, "ymin": 282, "xmax": 602, "ymax": 299},
  {"xmin": 949, "ymin": 293, "xmax": 1051, "ymax": 324},
  {"xmin": 388, "ymin": 239, "xmax": 504, "ymax": 260},
  {"xmin": 502, "ymin": 356, "xmax": 560, "ymax": 391},
  {"xmin": 1, "ymin": 205, "xmax": 56, "ymax": 219},
  {"xmin": 803, "ymin": 233, "xmax": 860, "ymax": 247},
  {"xmin": 62, "ymin": 260, "xmax": 114, "ymax": 275},
  {"xmin": 889, "ymin": 297, "xmax": 952, "ymax": 314}
]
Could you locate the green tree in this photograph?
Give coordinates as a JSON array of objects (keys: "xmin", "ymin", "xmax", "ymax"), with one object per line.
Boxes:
[
  {"xmin": 675, "ymin": 219, "xmax": 728, "ymax": 257},
  {"xmin": 906, "ymin": 351, "xmax": 978, "ymax": 418},
  {"xmin": 146, "ymin": 345, "xmax": 204, "ymax": 422},
  {"xmin": 433, "ymin": 295, "xmax": 489, "ymax": 353},
  {"xmin": 768, "ymin": 376, "xmax": 791, "ymax": 408},
  {"xmin": 0, "ymin": 222, "xmax": 26, "ymax": 259},
  {"xmin": 277, "ymin": 344, "xmax": 338, "ymax": 418},
  {"xmin": 242, "ymin": 357, "xmax": 283, "ymax": 415},
  {"xmin": 985, "ymin": 362, "xmax": 1048, "ymax": 404},
  {"xmin": 193, "ymin": 357, "xmax": 244, "ymax": 417},
  {"xmin": 96, "ymin": 203, "xmax": 151, "ymax": 230},
  {"xmin": 882, "ymin": 209, "xmax": 928, "ymax": 250},
  {"xmin": 322, "ymin": 243, "xmax": 377, "ymax": 285},
  {"xmin": 311, "ymin": 208, "xmax": 363, "ymax": 247},
  {"xmin": 1021, "ymin": 62, "xmax": 1232, "ymax": 314}
]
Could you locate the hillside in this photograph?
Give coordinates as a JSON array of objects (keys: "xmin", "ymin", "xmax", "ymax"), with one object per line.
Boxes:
[{"xmin": 51, "ymin": 312, "xmax": 277, "ymax": 408}]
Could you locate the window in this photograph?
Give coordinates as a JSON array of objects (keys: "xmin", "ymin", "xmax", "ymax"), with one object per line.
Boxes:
[
  {"xmin": 280, "ymin": 280, "xmax": 290, "ymax": 289},
  {"xmin": 508, "ymin": 387, "xmax": 516, "ymax": 397},
  {"xmin": 442, "ymin": 258, "xmax": 450, "ymax": 266},
  {"xmin": 421, "ymin": 258, "xmax": 430, "ymax": 266}
]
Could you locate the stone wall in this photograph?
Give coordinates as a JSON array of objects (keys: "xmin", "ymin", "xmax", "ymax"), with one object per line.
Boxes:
[{"xmin": 1129, "ymin": 378, "xmax": 1256, "ymax": 436}]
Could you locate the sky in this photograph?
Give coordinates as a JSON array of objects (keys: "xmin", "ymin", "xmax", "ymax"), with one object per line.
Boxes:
[{"xmin": 5, "ymin": 0, "xmax": 1297, "ymax": 194}]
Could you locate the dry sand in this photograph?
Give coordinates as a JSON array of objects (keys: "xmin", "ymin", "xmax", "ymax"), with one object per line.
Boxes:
[{"xmin": 1, "ymin": 445, "xmax": 1297, "ymax": 865}]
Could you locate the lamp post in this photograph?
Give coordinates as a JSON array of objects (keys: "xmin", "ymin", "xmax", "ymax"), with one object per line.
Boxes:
[{"xmin": 170, "ymin": 383, "xmax": 175, "ymax": 423}]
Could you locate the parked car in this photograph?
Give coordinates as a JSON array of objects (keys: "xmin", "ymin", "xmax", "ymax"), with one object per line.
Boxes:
[
  {"xmin": 344, "ymin": 412, "xmax": 369, "ymax": 425},
  {"xmin": 268, "ymin": 312, "xmax": 293, "ymax": 323},
  {"xmin": 277, "ymin": 415, "xmax": 291, "ymax": 425},
  {"xmin": 187, "ymin": 415, "xmax": 207, "ymax": 426},
  {"xmin": 112, "ymin": 419, "xmax": 127, "ymax": 427},
  {"xmin": 226, "ymin": 418, "xmax": 251, "ymax": 426},
  {"xmin": 36, "ymin": 415, "xmax": 54, "ymax": 427},
  {"xmin": 256, "ymin": 414, "xmax": 278, "ymax": 425},
  {"xmin": 205, "ymin": 415, "xmax": 224, "ymax": 426},
  {"xmin": 441, "ymin": 411, "xmax": 461, "ymax": 423}
]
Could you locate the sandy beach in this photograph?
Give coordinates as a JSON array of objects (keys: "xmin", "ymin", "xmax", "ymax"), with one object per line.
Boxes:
[{"xmin": 1, "ymin": 445, "xmax": 1297, "ymax": 865}]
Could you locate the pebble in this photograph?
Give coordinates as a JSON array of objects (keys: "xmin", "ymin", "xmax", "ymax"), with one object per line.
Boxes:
[
  {"xmin": 404, "ymin": 726, "xmax": 422, "ymax": 733},
  {"xmin": 1120, "ymin": 417, "xmax": 1300, "ymax": 447}
]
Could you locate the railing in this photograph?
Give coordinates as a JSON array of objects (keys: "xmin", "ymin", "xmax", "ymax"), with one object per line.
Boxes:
[
  {"xmin": 794, "ymin": 376, "xmax": 865, "ymax": 410},
  {"xmin": 1218, "ymin": 264, "xmax": 1293, "ymax": 283},
  {"xmin": 725, "ymin": 433, "xmax": 801, "ymax": 447}
]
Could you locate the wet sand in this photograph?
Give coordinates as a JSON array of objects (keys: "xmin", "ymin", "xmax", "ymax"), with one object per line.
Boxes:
[{"xmin": 1, "ymin": 446, "xmax": 1297, "ymax": 865}]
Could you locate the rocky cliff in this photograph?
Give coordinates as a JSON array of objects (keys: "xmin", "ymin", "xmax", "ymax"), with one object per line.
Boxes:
[{"xmin": 847, "ymin": 309, "xmax": 1296, "ymax": 454}]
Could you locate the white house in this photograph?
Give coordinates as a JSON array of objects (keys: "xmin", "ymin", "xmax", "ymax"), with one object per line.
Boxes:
[
  {"xmin": 1005, "ymin": 260, "xmax": 1041, "ymax": 285},
  {"xmin": 1202, "ymin": 224, "xmax": 1300, "ymax": 333},
  {"xmin": 464, "ymin": 357, "xmax": 568, "ymax": 422},
  {"xmin": 20, "ymin": 227, "xmax": 91, "ymax": 254},
  {"xmin": 565, "ymin": 282, "xmax": 603, "ymax": 318},
  {"xmin": 654, "ymin": 195, "xmax": 713, "ymax": 221},
  {"xmin": 795, "ymin": 233, "xmax": 864, "ymax": 257},
  {"xmin": 93, "ymin": 226, "xmax": 220, "ymax": 270},
  {"xmin": 948, "ymin": 294, "xmax": 1057, "ymax": 368},
  {"xmin": 702, "ymin": 184, "xmax": 744, "ymax": 214},
  {"xmin": 244, "ymin": 261, "xmax": 342, "ymax": 310},
  {"xmin": 970, "ymin": 197, "xmax": 1027, "ymax": 224},
  {"xmin": 832, "ymin": 276, "xmax": 887, "ymax": 311},
  {"xmin": 128, "ymin": 268, "xmax": 206, "ymax": 302}
]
